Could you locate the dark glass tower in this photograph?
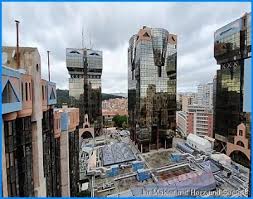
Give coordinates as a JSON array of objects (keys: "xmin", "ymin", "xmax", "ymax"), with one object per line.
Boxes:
[
  {"xmin": 128, "ymin": 26, "xmax": 177, "ymax": 153},
  {"xmin": 214, "ymin": 12, "xmax": 251, "ymax": 167},
  {"xmin": 66, "ymin": 48, "xmax": 103, "ymax": 135}
]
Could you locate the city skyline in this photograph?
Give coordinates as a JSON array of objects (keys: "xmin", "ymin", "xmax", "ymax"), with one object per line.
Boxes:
[
  {"xmin": 2, "ymin": 2, "xmax": 250, "ymax": 93},
  {"xmin": 1, "ymin": 4, "xmax": 251, "ymax": 197}
]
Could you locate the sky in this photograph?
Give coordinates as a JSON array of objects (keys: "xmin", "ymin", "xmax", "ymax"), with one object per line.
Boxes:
[{"xmin": 2, "ymin": 2, "xmax": 251, "ymax": 93}]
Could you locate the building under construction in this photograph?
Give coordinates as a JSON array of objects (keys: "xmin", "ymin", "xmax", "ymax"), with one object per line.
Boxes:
[
  {"xmin": 66, "ymin": 48, "xmax": 103, "ymax": 135},
  {"xmin": 128, "ymin": 26, "xmax": 177, "ymax": 153}
]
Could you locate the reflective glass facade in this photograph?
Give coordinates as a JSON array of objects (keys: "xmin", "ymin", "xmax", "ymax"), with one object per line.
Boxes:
[
  {"xmin": 66, "ymin": 48, "xmax": 103, "ymax": 130},
  {"xmin": 69, "ymin": 128, "xmax": 79, "ymax": 196},
  {"xmin": 128, "ymin": 27, "xmax": 177, "ymax": 152},
  {"xmin": 4, "ymin": 117, "xmax": 34, "ymax": 196},
  {"xmin": 244, "ymin": 57, "xmax": 251, "ymax": 112},
  {"xmin": 214, "ymin": 13, "xmax": 251, "ymax": 164},
  {"xmin": 215, "ymin": 61, "xmax": 242, "ymax": 142},
  {"xmin": 214, "ymin": 19, "xmax": 242, "ymax": 64},
  {"xmin": 42, "ymin": 109, "xmax": 61, "ymax": 196}
]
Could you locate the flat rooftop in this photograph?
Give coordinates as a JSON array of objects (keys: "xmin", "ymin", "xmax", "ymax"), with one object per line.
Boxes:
[
  {"xmin": 82, "ymin": 132, "xmax": 249, "ymax": 197},
  {"xmin": 142, "ymin": 149, "xmax": 177, "ymax": 168}
]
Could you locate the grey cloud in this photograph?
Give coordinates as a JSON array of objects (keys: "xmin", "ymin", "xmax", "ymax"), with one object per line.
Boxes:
[{"xmin": 2, "ymin": 2, "xmax": 251, "ymax": 93}]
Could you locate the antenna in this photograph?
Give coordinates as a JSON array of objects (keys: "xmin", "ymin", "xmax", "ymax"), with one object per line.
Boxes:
[
  {"xmin": 15, "ymin": 20, "xmax": 20, "ymax": 68},
  {"xmin": 47, "ymin": 51, "xmax": 51, "ymax": 81},
  {"xmin": 89, "ymin": 31, "xmax": 92, "ymax": 49},
  {"xmin": 82, "ymin": 26, "xmax": 84, "ymax": 49}
]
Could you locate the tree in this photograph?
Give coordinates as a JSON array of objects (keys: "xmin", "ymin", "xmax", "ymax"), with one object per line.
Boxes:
[
  {"xmin": 76, "ymin": 190, "xmax": 91, "ymax": 197},
  {"xmin": 112, "ymin": 115, "xmax": 128, "ymax": 128},
  {"xmin": 122, "ymin": 121, "xmax": 128, "ymax": 129}
]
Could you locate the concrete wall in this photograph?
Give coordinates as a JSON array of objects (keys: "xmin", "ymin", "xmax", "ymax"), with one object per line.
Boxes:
[
  {"xmin": 57, "ymin": 106, "xmax": 80, "ymax": 196},
  {"xmin": 2, "ymin": 47, "xmax": 47, "ymax": 196},
  {"xmin": 227, "ymin": 123, "xmax": 250, "ymax": 160},
  {"xmin": 26, "ymin": 49, "xmax": 47, "ymax": 196},
  {"xmin": 60, "ymin": 130, "xmax": 70, "ymax": 197}
]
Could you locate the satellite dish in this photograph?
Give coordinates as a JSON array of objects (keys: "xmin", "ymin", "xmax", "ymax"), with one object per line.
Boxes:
[{"xmin": 2, "ymin": 52, "xmax": 7, "ymax": 64}]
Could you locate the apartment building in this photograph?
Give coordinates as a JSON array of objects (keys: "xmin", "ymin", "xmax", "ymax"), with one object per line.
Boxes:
[
  {"xmin": 177, "ymin": 105, "xmax": 213, "ymax": 138},
  {"xmin": 2, "ymin": 47, "xmax": 58, "ymax": 196}
]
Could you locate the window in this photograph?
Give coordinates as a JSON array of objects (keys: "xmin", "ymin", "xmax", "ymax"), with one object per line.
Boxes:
[
  {"xmin": 25, "ymin": 82, "xmax": 28, "ymax": 101},
  {"xmin": 89, "ymin": 52, "xmax": 99, "ymax": 56},
  {"xmin": 36, "ymin": 64, "xmax": 39, "ymax": 71},
  {"xmin": 44, "ymin": 86, "xmax": 47, "ymax": 100},
  {"xmin": 21, "ymin": 82, "xmax": 24, "ymax": 101},
  {"xmin": 42, "ymin": 86, "xmax": 44, "ymax": 100},
  {"xmin": 29, "ymin": 83, "xmax": 32, "ymax": 100},
  {"xmin": 70, "ymin": 50, "xmax": 80, "ymax": 54},
  {"xmin": 143, "ymin": 32, "xmax": 150, "ymax": 37},
  {"xmin": 158, "ymin": 66, "xmax": 162, "ymax": 77},
  {"xmin": 2, "ymin": 81, "xmax": 19, "ymax": 104},
  {"xmin": 236, "ymin": 141, "xmax": 244, "ymax": 147},
  {"xmin": 239, "ymin": 130, "xmax": 243, "ymax": 136}
]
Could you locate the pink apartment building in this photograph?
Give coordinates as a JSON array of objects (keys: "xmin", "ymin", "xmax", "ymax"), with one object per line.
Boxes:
[{"xmin": 176, "ymin": 105, "xmax": 213, "ymax": 138}]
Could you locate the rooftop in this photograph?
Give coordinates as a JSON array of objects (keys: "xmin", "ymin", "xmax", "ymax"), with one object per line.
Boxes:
[{"xmin": 80, "ymin": 131, "xmax": 249, "ymax": 197}]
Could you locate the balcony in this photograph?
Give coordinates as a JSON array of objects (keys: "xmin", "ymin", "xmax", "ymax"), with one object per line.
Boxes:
[{"xmin": 2, "ymin": 66, "xmax": 22, "ymax": 115}]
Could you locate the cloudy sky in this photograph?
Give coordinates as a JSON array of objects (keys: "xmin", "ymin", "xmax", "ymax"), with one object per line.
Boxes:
[{"xmin": 3, "ymin": 2, "xmax": 251, "ymax": 93}]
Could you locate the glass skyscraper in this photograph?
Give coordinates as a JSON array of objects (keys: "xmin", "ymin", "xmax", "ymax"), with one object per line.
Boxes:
[
  {"xmin": 214, "ymin": 12, "xmax": 251, "ymax": 167},
  {"xmin": 66, "ymin": 48, "xmax": 103, "ymax": 133},
  {"xmin": 128, "ymin": 26, "xmax": 177, "ymax": 153}
]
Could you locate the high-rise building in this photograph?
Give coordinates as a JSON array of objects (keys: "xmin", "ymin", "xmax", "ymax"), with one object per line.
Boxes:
[
  {"xmin": 212, "ymin": 75, "xmax": 217, "ymax": 138},
  {"xmin": 66, "ymin": 48, "xmax": 103, "ymax": 134},
  {"xmin": 214, "ymin": 12, "xmax": 251, "ymax": 167},
  {"xmin": 177, "ymin": 104, "xmax": 213, "ymax": 138},
  {"xmin": 128, "ymin": 26, "xmax": 177, "ymax": 152},
  {"xmin": 2, "ymin": 47, "xmax": 58, "ymax": 196},
  {"xmin": 181, "ymin": 95, "xmax": 194, "ymax": 112},
  {"xmin": 197, "ymin": 83, "xmax": 213, "ymax": 107}
]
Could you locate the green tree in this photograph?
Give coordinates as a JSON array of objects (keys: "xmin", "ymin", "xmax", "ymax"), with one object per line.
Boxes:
[
  {"xmin": 112, "ymin": 115, "xmax": 128, "ymax": 128},
  {"xmin": 122, "ymin": 121, "xmax": 128, "ymax": 129},
  {"xmin": 76, "ymin": 190, "xmax": 91, "ymax": 197}
]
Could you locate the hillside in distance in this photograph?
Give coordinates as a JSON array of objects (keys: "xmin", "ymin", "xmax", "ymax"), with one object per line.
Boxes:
[{"xmin": 56, "ymin": 89, "xmax": 126, "ymax": 107}]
